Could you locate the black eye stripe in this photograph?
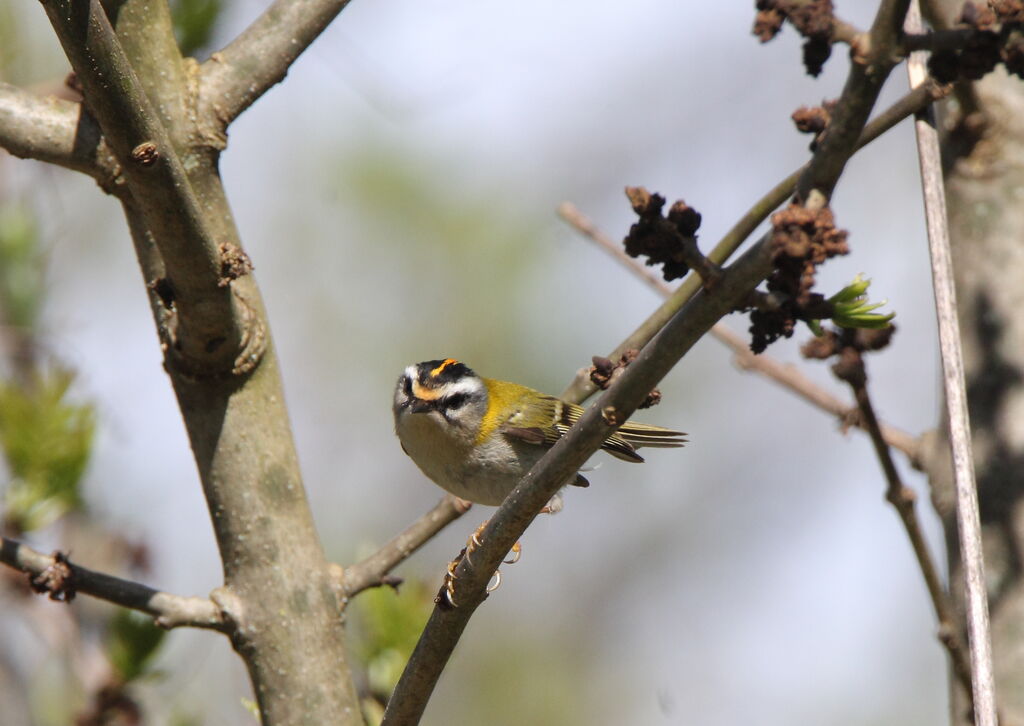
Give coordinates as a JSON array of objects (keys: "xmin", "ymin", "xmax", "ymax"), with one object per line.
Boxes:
[
  {"xmin": 443, "ymin": 392, "xmax": 468, "ymax": 409},
  {"xmin": 403, "ymin": 376, "xmax": 413, "ymax": 397}
]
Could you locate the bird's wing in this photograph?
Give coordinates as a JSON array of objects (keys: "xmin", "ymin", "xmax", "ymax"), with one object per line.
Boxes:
[{"xmin": 501, "ymin": 394, "xmax": 686, "ymax": 463}]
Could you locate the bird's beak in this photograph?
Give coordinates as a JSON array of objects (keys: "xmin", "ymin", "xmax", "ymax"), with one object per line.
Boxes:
[{"xmin": 409, "ymin": 399, "xmax": 433, "ymax": 414}]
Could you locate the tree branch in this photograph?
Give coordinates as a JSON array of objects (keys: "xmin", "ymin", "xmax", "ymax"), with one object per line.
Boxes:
[
  {"xmin": 902, "ymin": 28, "xmax": 976, "ymax": 52},
  {"xmin": 199, "ymin": 0, "xmax": 355, "ymax": 126},
  {"xmin": 40, "ymin": 0, "xmax": 255, "ymax": 374},
  {"xmin": 0, "ymin": 83, "xmax": 117, "ymax": 186},
  {"xmin": 384, "ymin": 3, "xmax": 926, "ymax": 721},
  {"xmin": 381, "ymin": 238, "xmax": 776, "ymax": 726},
  {"xmin": 0, "ymin": 537, "xmax": 228, "ymax": 631},
  {"xmin": 907, "ymin": 4, "xmax": 997, "ymax": 725},
  {"xmin": 559, "ymin": 76, "xmax": 949, "ymax": 404},
  {"xmin": 340, "ymin": 495, "xmax": 470, "ymax": 601},
  {"xmin": 796, "ymin": 0, "xmax": 913, "ymax": 203},
  {"xmin": 557, "ymin": 202, "xmax": 922, "ymax": 466},
  {"xmin": 36, "ymin": 2, "xmax": 365, "ymax": 723},
  {"xmin": 843, "ymin": 366, "xmax": 975, "ymax": 704}
]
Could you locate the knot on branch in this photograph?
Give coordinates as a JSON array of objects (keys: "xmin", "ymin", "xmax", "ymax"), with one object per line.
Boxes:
[
  {"xmin": 29, "ymin": 550, "xmax": 76, "ymax": 602},
  {"xmin": 158, "ymin": 288, "xmax": 267, "ymax": 380},
  {"xmin": 589, "ymin": 350, "xmax": 662, "ymax": 408},
  {"xmin": 928, "ymin": 2, "xmax": 1024, "ymax": 82},
  {"xmin": 130, "ymin": 142, "xmax": 159, "ymax": 167},
  {"xmin": 791, "ymin": 99, "xmax": 837, "ymax": 150},
  {"xmin": 623, "ymin": 187, "xmax": 714, "ymax": 284},
  {"xmin": 218, "ymin": 242, "xmax": 254, "ymax": 287},
  {"xmin": 753, "ymin": 0, "xmax": 835, "ymax": 76},
  {"xmin": 745, "ymin": 204, "xmax": 848, "ymax": 353}
]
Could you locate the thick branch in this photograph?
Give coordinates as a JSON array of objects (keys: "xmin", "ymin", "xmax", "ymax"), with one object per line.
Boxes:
[
  {"xmin": 0, "ymin": 538, "xmax": 227, "ymax": 631},
  {"xmin": 382, "ymin": 239, "xmax": 775, "ymax": 725},
  {"xmin": 0, "ymin": 83, "xmax": 117, "ymax": 186},
  {"xmin": 340, "ymin": 495, "xmax": 469, "ymax": 600},
  {"xmin": 41, "ymin": 0, "xmax": 251, "ymax": 373},
  {"xmin": 199, "ymin": 0, "xmax": 355, "ymax": 126},
  {"xmin": 36, "ymin": 3, "xmax": 364, "ymax": 723}
]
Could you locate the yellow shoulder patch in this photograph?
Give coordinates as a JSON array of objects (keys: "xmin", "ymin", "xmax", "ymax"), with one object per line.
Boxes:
[{"xmin": 476, "ymin": 378, "xmax": 532, "ymax": 445}]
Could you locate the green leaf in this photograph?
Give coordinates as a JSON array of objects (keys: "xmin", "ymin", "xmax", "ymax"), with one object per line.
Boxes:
[
  {"xmin": 0, "ymin": 203, "xmax": 44, "ymax": 332},
  {"xmin": 349, "ymin": 580, "xmax": 434, "ymax": 697},
  {"xmin": 107, "ymin": 610, "xmax": 167, "ymax": 682},
  {"xmin": 0, "ymin": 369, "xmax": 95, "ymax": 531},
  {"xmin": 170, "ymin": 0, "xmax": 223, "ymax": 57},
  {"xmin": 807, "ymin": 274, "xmax": 895, "ymax": 334}
]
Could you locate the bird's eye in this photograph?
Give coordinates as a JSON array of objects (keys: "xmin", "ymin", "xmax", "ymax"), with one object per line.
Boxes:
[
  {"xmin": 444, "ymin": 392, "xmax": 468, "ymax": 409},
  {"xmin": 402, "ymin": 376, "xmax": 413, "ymax": 397}
]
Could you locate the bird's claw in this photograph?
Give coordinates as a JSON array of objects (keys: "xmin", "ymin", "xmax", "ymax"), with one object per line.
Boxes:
[
  {"xmin": 440, "ymin": 523, "xmax": 522, "ymax": 608},
  {"xmin": 504, "ymin": 541, "xmax": 521, "ymax": 565},
  {"xmin": 441, "ymin": 549, "xmax": 466, "ymax": 608}
]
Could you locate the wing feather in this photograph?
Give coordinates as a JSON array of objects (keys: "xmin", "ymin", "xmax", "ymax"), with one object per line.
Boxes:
[{"xmin": 495, "ymin": 389, "xmax": 686, "ymax": 462}]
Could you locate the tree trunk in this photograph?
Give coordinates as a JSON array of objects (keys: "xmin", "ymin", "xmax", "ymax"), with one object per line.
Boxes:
[{"xmin": 923, "ymin": 53, "xmax": 1024, "ymax": 726}]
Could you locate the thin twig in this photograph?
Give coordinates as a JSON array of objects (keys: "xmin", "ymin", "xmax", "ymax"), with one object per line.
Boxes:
[
  {"xmin": 902, "ymin": 28, "xmax": 977, "ymax": 52},
  {"xmin": 0, "ymin": 538, "xmax": 228, "ymax": 631},
  {"xmin": 340, "ymin": 496, "xmax": 469, "ymax": 601},
  {"xmin": 557, "ymin": 202, "xmax": 922, "ymax": 465},
  {"xmin": 846, "ymin": 363, "xmax": 974, "ymax": 702},
  {"xmin": 559, "ymin": 77, "xmax": 949, "ymax": 405},
  {"xmin": 199, "ymin": 0, "xmax": 355, "ymax": 126},
  {"xmin": 907, "ymin": 4, "xmax": 997, "ymax": 725}
]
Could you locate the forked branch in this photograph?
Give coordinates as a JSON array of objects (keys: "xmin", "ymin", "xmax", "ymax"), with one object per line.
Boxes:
[{"xmin": 200, "ymin": 0, "xmax": 356, "ymax": 125}]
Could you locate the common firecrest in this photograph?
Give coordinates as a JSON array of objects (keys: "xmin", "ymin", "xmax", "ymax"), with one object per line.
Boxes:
[{"xmin": 393, "ymin": 358, "xmax": 685, "ymax": 506}]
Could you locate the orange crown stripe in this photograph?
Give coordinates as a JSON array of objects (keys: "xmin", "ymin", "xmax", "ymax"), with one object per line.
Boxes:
[{"xmin": 430, "ymin": 358, "xmax": 459, "ymax": 377}]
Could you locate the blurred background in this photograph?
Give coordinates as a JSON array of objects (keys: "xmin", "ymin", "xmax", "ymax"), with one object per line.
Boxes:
[{"xmin": 0, "ymin": 1, "xmax": 946, "ymax": 724}]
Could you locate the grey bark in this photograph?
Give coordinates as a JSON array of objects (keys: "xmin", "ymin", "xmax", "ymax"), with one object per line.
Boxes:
[{"xmin": 921, "ymin": 44, "xmax": 1024, "ymax": 726}]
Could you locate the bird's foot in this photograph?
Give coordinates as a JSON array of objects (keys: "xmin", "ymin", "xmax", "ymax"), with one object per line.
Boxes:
[{"xmin": 440, "ymin": 522, "xmax": 521, "ymax": 608}]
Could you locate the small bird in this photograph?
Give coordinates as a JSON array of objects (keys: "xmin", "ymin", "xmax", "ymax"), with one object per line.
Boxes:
[{"xmin": 393, "ymin": 358, "xmax": 685, "ymax": 506}]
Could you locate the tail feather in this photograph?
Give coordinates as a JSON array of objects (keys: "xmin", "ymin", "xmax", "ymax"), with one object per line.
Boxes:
[{"xmin": 618, "ymin": 421, "xmax": 687, "ymax": 449}]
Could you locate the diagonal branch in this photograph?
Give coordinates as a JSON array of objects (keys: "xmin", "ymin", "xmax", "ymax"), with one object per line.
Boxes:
[
  {"xmin": 558, "ymin": 202, "xmax": 922, "ymax": 465},
  {"xmin": 796, "ymin": 0, "xmax": 913, "ymax": 202},
  {"xmin": 842, "ymin": 364, "xmax": 975, "ymax": 704},
  {"xmin": 339, "ymin": 495, "xmax": 470, "ymax": 601},
  {"xmin": 906, "ymin": 3, "xmax": 997, "ymax": 725},
  {"xmin": 0, "ymin": 537, "xmax": 228, "ymax": 631},
  {"xmin": 0, "ymin": 83, "xmax": 117, "ymax": 186},
  {"xmin": 199, "ymin": 0, "xmax": 356, "ymax": 126},
  {"xmin": 385, "ymin": 3, "xmax": 924, "ymax": 722},
  {"xmin": 381, "ymin": 239, "xmax": 777, "ymax": 726},
  {"xmin": 559, "ymin": 76, "xmax": 949, "ymax": 405}
]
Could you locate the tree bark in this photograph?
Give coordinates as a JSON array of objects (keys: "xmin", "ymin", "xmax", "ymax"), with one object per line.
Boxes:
[
  {"xmin": 920, "ymin": 15, "xmax": 1024, "ymax": 722},
  {"xmin": 31, "ymin": 0, "xmax": 364, "ymax": 722}
]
